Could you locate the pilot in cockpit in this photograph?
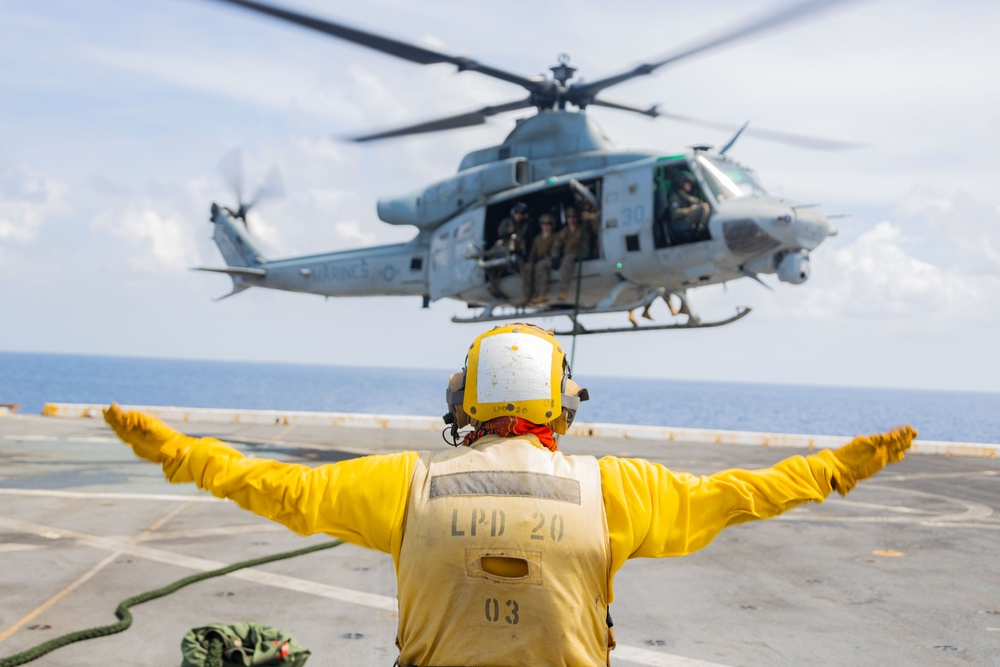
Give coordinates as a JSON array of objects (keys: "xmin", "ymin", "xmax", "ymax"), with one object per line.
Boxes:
[{"xmin": 669, "ymin": 172, "xmax": 710, "ymax": 237}]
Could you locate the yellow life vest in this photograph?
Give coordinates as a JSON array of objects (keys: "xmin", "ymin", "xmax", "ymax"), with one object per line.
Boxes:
[{"xmin": 396, "ymin": 437, "xmax": 611, "ymax": 667}]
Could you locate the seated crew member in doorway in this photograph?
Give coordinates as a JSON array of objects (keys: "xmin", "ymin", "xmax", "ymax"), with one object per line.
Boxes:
[
  {"xmin": 485, "ymin": 202, "xmax": 531, "ymax": 298},
  {"xmin": 521, "ymin": 213, "xmax": 558, "ymax": 305},
  {"xmin": 495, "ymin": 202, "xmax": 530, "ymax": 257},
  {"xmin": 105, "ymin": 323, "xmax": 916, "ymax": 667},
  {"xmin": 556, "ymin": 206, "xmax": 589, "ymax": 302},
  {"xmin": 669, "ymin": 172, "xmax": 710, "ymax": 236}
]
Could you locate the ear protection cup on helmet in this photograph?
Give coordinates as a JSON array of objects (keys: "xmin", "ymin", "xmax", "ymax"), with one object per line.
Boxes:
[
  {"xmin": 446, "ymin": 371, "xmax": 474, "ymax": 429},
  {"xmin": 551, "ymin": 378, "xmax": 588, "ymax": 435}
]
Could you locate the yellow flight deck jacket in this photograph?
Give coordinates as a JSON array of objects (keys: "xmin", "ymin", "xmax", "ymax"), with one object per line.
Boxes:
[
  {"xmin": 398, "ymin": 437, "xmax": 611, "ymax": 666},
  {"xmin": 105, "ymin": 406, "xmax": 914, "ymax": 666}
]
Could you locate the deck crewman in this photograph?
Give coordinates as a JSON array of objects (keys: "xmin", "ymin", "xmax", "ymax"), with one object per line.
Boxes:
[{"xmin": 105, "ymin": 323, "xmax": 916, "ymax": 666}]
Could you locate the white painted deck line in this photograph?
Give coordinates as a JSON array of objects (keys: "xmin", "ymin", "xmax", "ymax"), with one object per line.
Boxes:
[{"xmin": 36, "ymin": 403, "xmax": 1000, "ymax": 458}]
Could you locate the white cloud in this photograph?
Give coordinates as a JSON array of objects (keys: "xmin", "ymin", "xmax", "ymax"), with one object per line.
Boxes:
[
  {"xmin": 239, "ymin": 211, "xmax": 283, "ymax": 256},
  {"xmin": 895, "ymin": 188, "xmax": 1000, "ymax": 275},
  {"xmin": 79, "ymin": 38, "xmax": 510, "ymax": 137},
  {"xmin": 92, "ymin": 205, "xmax": 197, "ymax": 273},
  {"xmin": 0, "ymin": 165, "xmax": 68, "ymax": 244},
  {"xmin": 831, "ymin": 222, "xmax": 971, "ymax": 318},
  {"xmin": 333, "ymin": 220, "xmax": 377, "ymax": 246},
  {"xmin": 88, "ymin": 178, "xmax": 216, "ymax": 274},
  {"xmin": 82, "ymin": 45, "xmax": 341, "ymax": 120},
  {"xmin": 773, "ymin": 219, "xmax": 995, "ymax": 322},
  {"xmin": 305, "ymin": 187, "xmax": 355, "ymax": 211},
  {"xmin": 290, "ymin": 136, "xmax": 348, "ymax": 162}
]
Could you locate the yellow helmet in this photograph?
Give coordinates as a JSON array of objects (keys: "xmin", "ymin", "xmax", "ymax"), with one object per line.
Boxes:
[{"xmin": 451, "ymin": 323, "xmax": 585, "ymax": 433}]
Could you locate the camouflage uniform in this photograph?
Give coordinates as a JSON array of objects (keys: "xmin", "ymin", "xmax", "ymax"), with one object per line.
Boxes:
[
  {"xmin": 556, "ymin": 219, "xmax": 589, "ymax": 300},
  {"xmin": 668, "ymin": 187, "xmax": 709, "ymax": 235},
  {"xmin": 522, "ymin": 218, "xmax": 557, "ymax": 303}
]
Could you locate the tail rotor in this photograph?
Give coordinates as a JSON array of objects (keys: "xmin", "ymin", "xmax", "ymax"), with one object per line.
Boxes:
[{"xmin": 217, "ymin": 148, "xmax": 285, "ymax": 230}]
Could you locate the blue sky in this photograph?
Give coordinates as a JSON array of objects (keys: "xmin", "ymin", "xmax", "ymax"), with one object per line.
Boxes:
[{"xmin": 1, "ymin": 0, "xmax": 998, "ymax": 392}]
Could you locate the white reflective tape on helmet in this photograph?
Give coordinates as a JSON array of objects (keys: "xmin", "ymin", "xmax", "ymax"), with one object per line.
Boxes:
[
  {"xmin": 476, "ymin": 332, "xmax": 554, "ymax": 404},
  {"xmin": 463, "ymin": 324, "xmax": 565, "ymax": 425}
]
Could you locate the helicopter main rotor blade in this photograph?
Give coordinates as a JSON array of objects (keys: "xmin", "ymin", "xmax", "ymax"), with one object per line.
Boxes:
[
  {"xmin": 207, "ymin": 0, "xmax": 545, "ymax": 92},
  {"xmin": 587, "ymin": 98, "xmax": 661, "ymax": 118},
  {"xmin": 656, "ymin": 109, "xmax": 866, "ymax": 150},
  {"xmin": 588, "ymin": 98, "xmax": 862, "ymax": 150},
  {"xmin": 568, "ymin": 0, "xmax": 858, "ymax": 104},
  {"xmin": 349, "ymin": 98, "xmax": 534, "ymax": 142}
]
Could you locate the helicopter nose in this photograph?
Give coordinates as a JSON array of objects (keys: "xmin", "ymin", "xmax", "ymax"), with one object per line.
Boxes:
[{"xmin": 789, "ymin": 206, "xmax": 832, "ymax": 248}]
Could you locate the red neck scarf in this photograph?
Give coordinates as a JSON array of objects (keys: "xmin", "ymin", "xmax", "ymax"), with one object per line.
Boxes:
[{"xmin": 462, "ymin": 416, "xmax": 558, "ymax": 452}]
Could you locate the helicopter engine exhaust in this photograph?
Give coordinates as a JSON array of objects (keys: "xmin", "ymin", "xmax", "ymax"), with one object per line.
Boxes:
[{"xmin": 776, "ymin": 249, "xmax": 810, "ymax": 284}]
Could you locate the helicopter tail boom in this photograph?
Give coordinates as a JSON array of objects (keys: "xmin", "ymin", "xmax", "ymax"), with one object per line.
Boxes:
[
  {"xmin": 207, "ymin": 203, "xmax": 268, "ymax": 268},
  {"xmin": 194, "ymin": 203, "xmax": 269, "ymax": 298}
]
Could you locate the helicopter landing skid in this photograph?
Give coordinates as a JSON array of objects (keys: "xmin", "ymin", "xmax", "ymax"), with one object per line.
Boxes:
[
  {"xmin": 454, "ymin": 284, "xmax": 672, "ymax": 325},
  {"xmin": 452, "ymin": 300, "xmax": 752, "ymax": 334},
  {"xmin": 552, "ymin": 306, "xmax": 752, "ymax": 336}
]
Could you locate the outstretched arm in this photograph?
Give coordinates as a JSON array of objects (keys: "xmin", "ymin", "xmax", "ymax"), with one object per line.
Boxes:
[
  {"xmin": 104, "ymin": 404, "xmax": 417, "ymax": 555},
  {"xmin": 600, "ymin": 426, "xmax": 917, "ymax": 571}
]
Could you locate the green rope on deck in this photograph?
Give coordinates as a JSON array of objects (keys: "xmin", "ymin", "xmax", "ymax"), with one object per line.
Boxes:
[{"xmin": 0, "ymin": 539, "xmax": 344, "ymax": 667}]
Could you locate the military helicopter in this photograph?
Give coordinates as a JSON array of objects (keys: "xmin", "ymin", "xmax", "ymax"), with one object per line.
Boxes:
[{"xmin": 197, "ymin": 0, "xmax": 854, "ymax": 335}]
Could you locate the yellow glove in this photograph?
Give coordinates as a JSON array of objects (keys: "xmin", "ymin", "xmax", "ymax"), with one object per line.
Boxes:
[
  {"xmin": 104, "ymin": 403, "xmax": 189, "ymax": 464},
  {"xmin": 829, "ymin": 425, "xmax": 917, "ymax": 495}
]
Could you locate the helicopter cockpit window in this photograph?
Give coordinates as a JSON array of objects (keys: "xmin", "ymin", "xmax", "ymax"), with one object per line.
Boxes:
[
  {"xmin": 653, "ymin": 164, "xmax": 712, "ymax": 248},
  {"xmin": 696, "ymin": 155, "xmax": 765, "ymax": 202}
]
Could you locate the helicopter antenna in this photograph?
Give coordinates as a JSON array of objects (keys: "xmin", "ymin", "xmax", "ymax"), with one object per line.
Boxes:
[
  {"xmin": 719, "ymin": 121, "xmax": 750, "ymax": 155},
  {"xmin": 550, "ymin": 54, "xmax": 577, "ymax": 87}
]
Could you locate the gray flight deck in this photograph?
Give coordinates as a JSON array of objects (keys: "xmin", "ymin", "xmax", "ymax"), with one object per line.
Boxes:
[{"xmin": 1, "ymin": 413, "xmax": 999, "ymax": 666}]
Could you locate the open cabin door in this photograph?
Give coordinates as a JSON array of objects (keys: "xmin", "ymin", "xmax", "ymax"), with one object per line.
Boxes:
[{"xmin": 600, "ymin": 166, "xmax": 652, "ymax": 277}]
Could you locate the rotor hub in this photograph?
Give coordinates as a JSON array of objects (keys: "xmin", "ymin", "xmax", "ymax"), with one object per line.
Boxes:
[{"xmin": 549, "ymin": 53, "xmax": 576, "ymax": 87}]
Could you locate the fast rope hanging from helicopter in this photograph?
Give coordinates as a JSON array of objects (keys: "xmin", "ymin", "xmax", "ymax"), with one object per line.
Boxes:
[{"xmin": 569, "ymin": 238, "xmax": 586, "ymax": 369}]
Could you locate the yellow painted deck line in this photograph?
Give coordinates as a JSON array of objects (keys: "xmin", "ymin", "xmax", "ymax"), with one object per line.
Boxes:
[
  {"xmin": 0, "ymin": 503, "xmax": 189, "ymax": 643},
  {"xmin": 0, "ymin": 516, "xmax": 397, "ymax": 612},
  {"xmin": 0, "ymin": 513, "xmax": 732, "ymax": 667},
  {"xmin": 0, "ymin": 550, "xmax": 124, "ymax": 643}
]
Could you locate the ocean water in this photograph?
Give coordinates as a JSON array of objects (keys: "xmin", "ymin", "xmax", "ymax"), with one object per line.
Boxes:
[{"xmin": 1, "ymin": 352, "xmax": 998, "ymax": 443}]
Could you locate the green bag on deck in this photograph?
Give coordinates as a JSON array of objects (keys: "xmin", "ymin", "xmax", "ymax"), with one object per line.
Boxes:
[{"xmin": 180, "ymin": 622, "xmax": 310, "ymax": 667}]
